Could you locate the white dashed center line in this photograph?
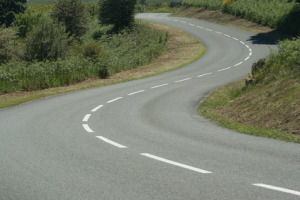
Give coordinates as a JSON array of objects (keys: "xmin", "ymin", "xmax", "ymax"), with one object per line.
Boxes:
[
  {"xmin": 253, "ymin": 184, "xmax": 300, "ymax": 196},
  {"xmin": 82, "ymin": 114, "xmax": 91, "ymax": 122},
  {"xmin": 174, "ymin": 78, "xmax": 191, "ymax": 83},
  {"xmin": 128, "ymin": 90, "xmax": 145, "ymax": 96},
  {"xmin": 107, "ymin": 97, "xmax": 123, "ymax": 104},
  {"xmin": 82, "ymin": 124, "xmax": 94, "ymax": 133},
  {"xmin": 151, "ymin": 83, "xmax": 168, "ymax": 89},
  {"xmin": 141, "ymin": 153, "xmax": 212, "ymax": 174},
  {"xmin": 91, "ymin": 105, "xmax": 103, "ymax": 112},
  {"xmin": 218, "ymin": 67, "xmax": 231, "ymax": 72},
  {"xmin": 197, "ymin": 72, "xmax": 212, "ymax": 77},
  {"xmin": 96, "ymin": 136, "xmax": 127, "ymax": 148}
]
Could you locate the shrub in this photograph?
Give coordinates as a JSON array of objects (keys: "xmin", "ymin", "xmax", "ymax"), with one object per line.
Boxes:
[
  {"xmin": 0, "ymin": 0, "xmax": 27, "ymax": 26},
  {"xmin": 254, "ymin": 37, "xmax": 300, "ymax": 82},
  {"xmin": 24, "ymin": 15, "xmax": 70, "ymax": 61},
  {"xmin": 98, "ymin": 0, "xmax": 137, "ymax": 32},
  {"xmin": 0, "ymin": 26, "xmax": 17, "ymax": 64},
  {"xmin": 51, "ymin": 0, "xmax": 88, "ymax": 37},
  {"xmin": 13, "ymin": 9, "xmax": 43, "ymax": 38}
]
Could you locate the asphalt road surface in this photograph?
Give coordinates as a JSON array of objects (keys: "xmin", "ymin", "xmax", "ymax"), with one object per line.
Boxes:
[{"xmin": 1, "ymin": 13, "xmax": 299, "ymax": 200}]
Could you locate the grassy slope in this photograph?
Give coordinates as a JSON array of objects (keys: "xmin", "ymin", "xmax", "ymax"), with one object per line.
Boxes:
[
  {"xmin": 173, "ymin": 7, "xmax": 300, "ymax": 143},
  {"xmin": 0, "ymin": 21, "xmax": 204, "ymax": 109}
]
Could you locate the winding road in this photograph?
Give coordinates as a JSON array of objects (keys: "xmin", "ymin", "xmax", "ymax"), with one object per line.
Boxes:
[{"xmin": 1, "ymin": 13, "xmax": 299, "ymax": 200}]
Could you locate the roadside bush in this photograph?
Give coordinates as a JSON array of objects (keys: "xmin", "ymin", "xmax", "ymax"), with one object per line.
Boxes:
[
  {"xmin": 254, "ymin": 37, "xmax": 300, "ymax": 83},
  {"xmin": 0, "ymin": 26, "xmax": 17, "ymax": 64},
  {"xmin": 24, "ymin": 16, "xmax": 70, "ymax": 61},
  {"xmin": 182, "ymin": 0, "xmax": 300, "ymax": 35},
  {"xmin": 51, "ymin": 0, "xmax": 88, "ymax": 37},
  {"xmin": 13, "ymin": 9, "xmax": 43, "ymax": 38}
]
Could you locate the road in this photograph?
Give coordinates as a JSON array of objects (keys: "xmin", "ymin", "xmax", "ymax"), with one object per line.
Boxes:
[{"xmin": 0, "ymin": 13, "xmax": 299, "ymax": 200}]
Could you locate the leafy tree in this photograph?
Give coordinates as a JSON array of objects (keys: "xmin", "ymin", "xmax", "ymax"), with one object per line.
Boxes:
[
  {"xmin": 98, "ymin": 0, "xmax": 137, "ymax": 32},
  {"xmin": 0, "ymin": 0, "xmax": 27, "ymax": 26},
  {"xmin": 51, "ymin": 0, "xmax": 88, "ymax": 37},
  {"xmin": 0, "ymin": 26, "xmax": 17, "ymax": 63},
  {"xmin": 25, "ymin": 16, "xmax": 70, "ymax": 61}
]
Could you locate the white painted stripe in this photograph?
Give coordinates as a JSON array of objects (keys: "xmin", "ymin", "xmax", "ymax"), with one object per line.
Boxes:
[
  {"xmin": 128, "ymin": 90, "xmax": 145, "ymax": 96},
  {"xmin": 249, "ymin": 52, "xmax": 252, "ymax": 56},
  {"xmin": 197, "ymin": 26, "xmax": 203, "ymax": 29},
  {"xmin": 82, "ymin": 124, "xmax": 94, "ymax": 133},
  {"xmin": 91, "ymin": 105, "xmax": 103, "ymax": 112},
  {"xmin": 249, "ymin": 48, "xmax": 252, "ymax": 52},
  {"xmin": 197, "ymin": 72, "xmax": 212, "ymax": 77},
  {"xmin": 224, "ymin": 34, "xmax": 231, "ymax": 38},
  {"xmin": 253, "ymin": 184, "xmax": 300, "ymax": 196},
  {"xmin": 181, "ymin": 21, "xmax": 187, "ymax": 23},
  {"xmin": 82, "ymin": 114, "xmax": 91, "ymax": 122},
  {"xmin": 205, "ymin": 28, "xmax": 213, "ymax": 31},
  {"xmin": 151, "ymin": 83, "xmax": 168, "ymax": 89},
  {"xmin": 174, "ymin": 78, "xmax": 191, "ymax": 83},
  {"xmin": 233, "ymin": 37, "xmax": 239, "ymax": 41},
  {"xmin": 188, "ymin": 23, "xmax": 195, "ymax": 26},
  {"xmin": 218, "ymin": 67, "xmax": 231, "ymax": 72},
  {"xmin": 244, "ymin": 56, "xmax": 250, "ymax": 61},
  {"xmin": 245, "ymin": 45, "xmax": 249, "ymax": 48},
  {"xmin": 240, "ymin": 41, "xmax": 245, "ymax": 45},
  {"xmin": 107, "ymin": 97, "xmax": 123, "ymax": 103},
  {"xmin": 96, "ymin": 136, "xmax": 127, "ymax": 148},
  {"xmin": 215, "ymin": 31, "xmax": 222, "ymax": 34},
  {"xmin": 141, "ymin": 153, "xmax": 212, "ymax": 174},
  {"xmin": 234, "ymin": 62, "xmax": 243, "ymax": 66}
]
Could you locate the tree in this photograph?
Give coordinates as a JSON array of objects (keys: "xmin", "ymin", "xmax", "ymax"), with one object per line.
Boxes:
[
  {"xmin": 0, "ymin": 0, "xmax": 27, "ymax": 26},
  {"xmin": 98, "ymin": 0, "xmax": 137, "ymax": 32},
  {"xmin": 25, "ymin": 16, "xmax": 70, "ymax": 61},
  {"xmin": 0, "ymin": 26, "xmax": 17, "ymax": 63},
  {"xmin": 51, "ymin": 0, "xmax": 87, "ymax": 37}
]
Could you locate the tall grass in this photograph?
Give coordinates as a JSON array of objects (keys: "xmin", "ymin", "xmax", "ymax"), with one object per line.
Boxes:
[
  {"xmin": 0, "ymin": 22, "xmax": 168, "ymax": 94},
  {"xmin": 182, "ymin": 0, "xmax": 300, "ymax": 35}
]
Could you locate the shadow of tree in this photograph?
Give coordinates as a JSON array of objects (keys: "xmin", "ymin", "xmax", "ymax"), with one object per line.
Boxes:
[{"xmin": 247, "ymin": 30, "xmax": 293, "ymax": 45}]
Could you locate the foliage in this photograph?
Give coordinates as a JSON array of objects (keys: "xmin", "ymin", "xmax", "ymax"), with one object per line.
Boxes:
[
  {"xmin": 254, "ymin": 37, "xmax": 300, "ymax": 82},
  {"xmin": 0, "ymin": 26, "xmax": 18, "ymax": 64},
  {"xmin": 51, "ymin": 0, "xmax": 88, "ymax": 37},
  {"xmin": 98, "ymin": 0, "xmax": 137, "ymax": 32},
  {"xmin": 13, "ymin": 9, "xmax": 42, "ymax": 38},
  {"xmin": 24, "ymin": 15, "xmax": 70, "ymax": 61},
  {"xmin": 27, "ymin": 0, "xmax": 99, "ymax": 5},
  {"xmin": 182, "ymin": 0, "xmax": 300, "ymax": 35},
  {"xmin": 0, "ymin": 0, "xmax": 27, "ymax": 26},
  {"xmin": 0, "ymin": 22, "xmax": 169, "ymax": 93}
]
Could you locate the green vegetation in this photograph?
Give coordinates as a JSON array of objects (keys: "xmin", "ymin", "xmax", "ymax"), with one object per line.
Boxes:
[
  {"xmin": 0, "ymin": 0, "xmax": 27, "ymax": 26},
  {"xmin": 0, "ymin": 0, "xmax": 169, "ymax": 94},
  {"xmin": 182, "ymin": 0, "xmax": 300, "ymax": 35},
  {"xmin": 51, "ymin": 0, "xmax": 88, "ymax": 37},
  {"xmin": 98, "ymin": 0, "xmax": 137, "ymax": 32},
  {"xmin": 27, "ymin": 0, "xmax": 98, "ymax": 5},
  {"xmin": 199, "ymin": 38, "xmax": 300, "ymax": 143}
]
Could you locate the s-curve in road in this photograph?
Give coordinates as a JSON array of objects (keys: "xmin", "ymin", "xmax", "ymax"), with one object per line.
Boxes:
[{"xmin": 1, "ymin": 13, "xmax": 299, "ymax": 200}]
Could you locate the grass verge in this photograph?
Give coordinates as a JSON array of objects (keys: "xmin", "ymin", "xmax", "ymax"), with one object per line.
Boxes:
[
  {"xmin": 199, "ymin": 80, "xmax": 300, "ymax": 144},
  {"xmin": 0, "ymin": 21, "xmax": 205, "ymax": 109}
]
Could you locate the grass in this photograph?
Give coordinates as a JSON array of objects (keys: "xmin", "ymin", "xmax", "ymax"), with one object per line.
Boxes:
[
  {"xmin": 0, "ymin": 21, "xmax": 205, "ymax": 109},
  {"xmin": 199, "ymin": 79, "xmax": 300, "ymax": 143}
]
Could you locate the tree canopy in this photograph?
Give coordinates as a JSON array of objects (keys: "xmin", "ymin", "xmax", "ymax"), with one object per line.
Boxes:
[
  {"xmin": 98, "ymin": 0, "xmax": 137, "ymax": 32},
  {"xmin": 0, "ymin": 0, "xmax": 27, "ymax": 26}
]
